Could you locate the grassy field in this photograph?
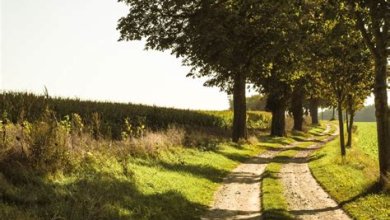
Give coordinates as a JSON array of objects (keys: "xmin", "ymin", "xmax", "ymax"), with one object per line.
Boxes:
[
  {"xmin": 354, "ymin": 122, "xmax": 378, "ymax": 159},
  {"xmin": 0, "ymin": 93, "xmax": 276, "ymax": 219},
  {"xmin": 0, "ymin": 141, "xmax": 271, "ymax": 219},
  {"xmin": 310, "ymin": 122, "xmax": 390, "ymax": 220}
]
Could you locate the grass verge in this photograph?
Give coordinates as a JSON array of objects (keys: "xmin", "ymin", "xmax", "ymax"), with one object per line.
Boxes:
[{"xmin": 309, "ymin": 122, "xmax": 390, "ymax": 220}]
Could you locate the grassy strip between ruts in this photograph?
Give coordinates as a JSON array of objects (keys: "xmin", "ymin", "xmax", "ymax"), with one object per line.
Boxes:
[
  {"xmin": 309, "ymin": 122, "xmax": 390, "ymax": 220},
  {"xmin": 261, "ymin": 123, "xmax": 328, "ymax": 220},
  {"xmin": 261, "ymin": 149, "xmax": 297, "ymax": 220}
]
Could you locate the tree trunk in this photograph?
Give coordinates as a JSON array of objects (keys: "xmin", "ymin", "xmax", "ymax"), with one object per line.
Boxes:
[
  {"xmin": 345, "ymin": 109, "xmax": 350, "ymax": 132},
  {"xmin": 338, "ymin": 102, "xmax": 346, "ymax": 157},
  {"xmin": 331, "ymin": 107, "xmax": 336, "ymax": 121},
  {"xmin": 347, "ymin": 111, "xmax": 354, "ymax": 147},
  {"xmin": 373, "ymin": 53, "xmax": 390, "ymax": 186},
  {"xmin": 232, "ymin": 73, "xmax": 247, "ymax": 142},
  {"xmin": 309, "ymin": 99, "xmax": 319, "ymax": 125},
  {"xmin": 271, "ymin": 106, "xmax": 286, "ymax": 137},
  {"xmin": 352, "ymin": 4, "xmax": 389, "ymax": 187},
  {"xmin": 291, "ymin": 88, "xmax": 304, "ymax": 131}
]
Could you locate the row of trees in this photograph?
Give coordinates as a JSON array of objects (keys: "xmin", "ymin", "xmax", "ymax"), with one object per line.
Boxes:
[{"xmin": 117, "ymin": 0, "xmax": 388, "ymax": 186}]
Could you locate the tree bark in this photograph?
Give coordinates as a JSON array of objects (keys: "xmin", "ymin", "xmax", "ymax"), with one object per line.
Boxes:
[
  {"xmin": 331, "ymin": 107, "xmax": 336, "ymax": 121},
  {"xmin": 353, "ymin": 3, "xmax": 389, "ymax": 187},
  {"xmin": 267, "ymin": 92, "xmax": 287, "ymax": 137},
  {"xmin": 291, "ymin": 87, "xmax": 304, "ymax": 131},
  {"xmin": 309, "ymin": 99, "xmax": 319, "ymax": 125},
  {"xmin": 345, "ymin": 109, "xmax": 350, "ymax": 132},
  {"xmin": 232, "ymin": 73, "xmax": 247, "ymax": 142},
  {"xmin": 347, "ymin": 110, "xmax": 354, "ymax": 147},
  {"xmin": 338, "ymin": 102, "xmax": 346, "ymax": 157},
  {"xmin": 271, "ymin": 106, "xmax": 286, "ymax": 137},
  {"xmin": 373, "ymin": 53, "xmax": 390, "ymax": 186}
]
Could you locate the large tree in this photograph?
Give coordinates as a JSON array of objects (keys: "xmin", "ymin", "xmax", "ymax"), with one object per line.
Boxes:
[
  {"xmin": 118, "ymin": 0, "xmax": 312, "ymax": 140},
  {"xmin": 254, "ymin": 1, "xmax": 311, "ymax": 136},
  {"xmin": 345, "ymin": 0, "xmax": 390, "ymax": 186},
  {"xmin": 317, "ymin": 6, "xmax": 373, "ymax": 156},
  {"xmin": 117, "ymin": 0, "xmax": 269, "ymax": 142}
]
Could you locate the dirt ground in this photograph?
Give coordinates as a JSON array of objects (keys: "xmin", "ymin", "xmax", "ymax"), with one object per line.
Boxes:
[
  {"xmin": 203, "ymin": 124, "xmax": 350, "ymax": 220},
  {"xmin": 201, "ymin": 148, "xmax": 285, "ymax": 219},
  {"xmin": 280, "ymin": 147, "xmax": 350, "ymax": 220}
]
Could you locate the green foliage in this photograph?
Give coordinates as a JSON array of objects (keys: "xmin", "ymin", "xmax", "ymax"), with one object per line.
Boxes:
[
  {"xmin": 204, "ymin": 111, "xmax": 272, "ymax": 130},
  {"xmin": 229, "ymin": 95, "xmax": 267, "ymax": 111}
]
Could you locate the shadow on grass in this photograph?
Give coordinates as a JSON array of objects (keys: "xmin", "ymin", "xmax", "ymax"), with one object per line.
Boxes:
[
  {"xmin": 338, "ymin": 182, "xmax": 385, "ymax": 207},
  {"xmin": 204, "ymin": 208, "xmax": 261, "ymax": 220},
  {"xmin": 260, "ymin": 170, "xmax": 281, "ymax": 181},
  {"xmin": 271, "ymin": 153, "xmax": 326, "ymax": 164},
  {"xmin": 155, "ymin": 161, "xmax": 228, "ymax": 183},
  {"xmin": 289, "ymin": 206, "xmax": 342, "ymax": 216},
  {"xmin": 0, "ymin": 163, "xmax": 207, "ymax": 220},
  {"xmin": 258, "ymin": 136, "xmax": 292, "ymax": 146},
  {"xmin": 215, "ymin": 151, "xmax": 257, "ymax": 163},
  {"xmin": 262, "ymin": 209, "xmax": 295, "ymax": 220},
  {"xmin": 290, "ymin": 136, "xmax": 323, "ymax": 143}
]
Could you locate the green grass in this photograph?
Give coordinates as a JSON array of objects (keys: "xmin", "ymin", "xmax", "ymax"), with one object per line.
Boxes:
[
  {"xmin": 0, "ymin": 140, "xmax": 272, "ymax": 219},
  {"xmin": 354, "ymin": 122, "xmax": 378, "ymax": 159},
  {"xmin": 309, "ymin": 122, "xmax": 390, "ymax": 220},
  {"xmin": 262, "ymin": 149, "xmax": 297, "ymax": 220}
]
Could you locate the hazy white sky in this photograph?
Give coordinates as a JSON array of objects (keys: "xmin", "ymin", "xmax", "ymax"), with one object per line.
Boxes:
[{"xmin": 0, "ymin": 0, "xmax": 230, "ymax": 110}]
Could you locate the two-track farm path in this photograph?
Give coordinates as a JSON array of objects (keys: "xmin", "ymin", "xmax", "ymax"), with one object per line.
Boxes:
[{"xmin": 202, "ymin": 124, "xmax": 351, "ymax": 220}]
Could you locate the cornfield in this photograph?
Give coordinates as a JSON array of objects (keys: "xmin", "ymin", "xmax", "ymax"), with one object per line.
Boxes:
[{"xmin": 0, "ymin": 92, "xmax": 271, "ymax": 139}]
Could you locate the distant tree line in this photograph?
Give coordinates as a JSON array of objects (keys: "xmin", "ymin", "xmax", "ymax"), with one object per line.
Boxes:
[
  {"xmin": 321, "ymin": 105, "xmax": 377, "ymax": 122},
  {"xmin": 229, "ymin": 95, "xmax": 267, "ymax": 111}
]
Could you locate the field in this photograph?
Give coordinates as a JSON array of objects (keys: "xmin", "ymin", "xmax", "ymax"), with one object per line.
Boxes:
[
  {"xmin": 354, "ymin": 122, "xmax": 378, "ymax": 159},
  {"xmin": 0, "ymin": 92, "xmax": 274, "ymax": 219},
  {"xmin": 310, "ymin": 122, "xmax": 390, "ymax": 219},
  {"xmin": 1, "ymin": 92, "xmax": 388, "ymax": 219},
  {"xmin": 0, "ymin": 92, "xmax": 271, "ymax": 140},
  {"xmin": 0, "ymin": 141, "xmax": 269, "ymax": 219}
]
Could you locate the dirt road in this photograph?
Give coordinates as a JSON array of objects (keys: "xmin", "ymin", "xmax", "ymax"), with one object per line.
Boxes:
[
  {"xmin": 203, "ymin": 124, "xmax": 350, "ymax": 220},
  {"xmin": 280, "ymin": 126, "xmax": 350, "ymax": 220},
  {"xmin": 201, "ymin": 147, "xmax": 288, "ymax": 219}
]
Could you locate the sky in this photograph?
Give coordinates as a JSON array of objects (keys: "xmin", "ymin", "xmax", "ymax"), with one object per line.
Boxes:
[{"xmin": 0, "ymin": 0, "xmax": 230, "ymax": 110}]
